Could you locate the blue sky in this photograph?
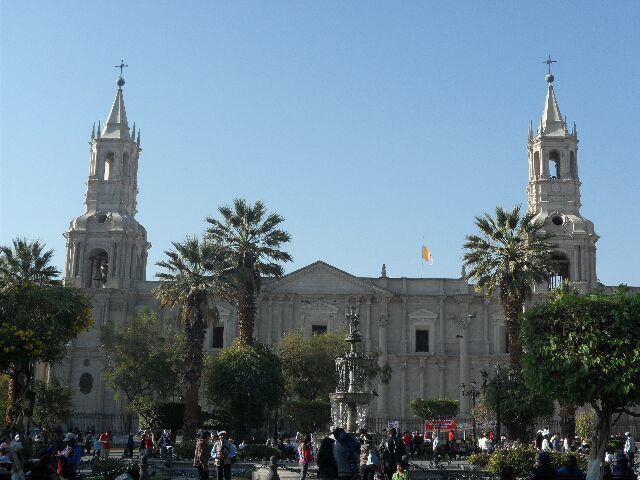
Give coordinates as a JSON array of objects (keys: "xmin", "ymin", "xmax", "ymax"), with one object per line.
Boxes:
[{"xmin": 1, "ymin": 1, "xmax": 639, "ymax": 285}]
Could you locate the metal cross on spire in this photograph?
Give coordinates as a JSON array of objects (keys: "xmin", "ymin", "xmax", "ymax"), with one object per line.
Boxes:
[
  {"xmin": 543, "ymin": 55, "xmax": 557, "ymax": 75},
  {"xmin": 115, "ymin": 60, "xmax": 128, "ymax": 76}
]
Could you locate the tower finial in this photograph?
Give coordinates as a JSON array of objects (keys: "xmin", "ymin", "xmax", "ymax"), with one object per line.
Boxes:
[
  {"xmin": 91, "ymin": 122, "xmax": 95, "ymax": 139},
  {"xmin": 96, "ymin": 121, "xmax": 101, "ymax": 138},
  {"xmin": 115, "ymin": 60, "xmax": 128, "ymax": 88},
  {"xmin": 380, "ymin": 264, "xmax": 387, "ymax": 278},
  {"xmin": 543, "ymin": 55, "xmax": 557, "ymax": 84}
]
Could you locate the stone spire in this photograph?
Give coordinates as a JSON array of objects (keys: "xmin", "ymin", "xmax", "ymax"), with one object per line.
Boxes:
[
  {"xmin": 540, "ymin": 81, "xmax": 565, "ymax": 137},
  {"xmin": 101, "ymin": 77, "xmax": 130, "ymax": 139}
]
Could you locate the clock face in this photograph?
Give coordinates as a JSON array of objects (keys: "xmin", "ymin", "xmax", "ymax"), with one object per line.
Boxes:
[{"xmin": 551, "ymin": 215, "xmax": 564, "ymax": 226}]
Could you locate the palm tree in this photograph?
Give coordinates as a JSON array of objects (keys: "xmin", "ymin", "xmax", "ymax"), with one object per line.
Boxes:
[
  {"xmin": 154, "ymin": 236, "xmax": 232, "ymax": 439},
  {"xmin": 0, "ymin": 238, "xmax": 61, "ymax": 426},
  {"xmin": 0, "ymin": 237, "xmax": 60, "ymax": 286},
  {"xmin": 205, "ymin": 198, "xmax": 292, "ymax": 345},
  {"xmin": 462, "ymin": 205, "xmax": 554, "ymax": 367}
]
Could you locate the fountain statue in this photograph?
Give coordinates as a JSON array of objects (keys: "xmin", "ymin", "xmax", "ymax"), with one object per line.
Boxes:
[{"xmin": 329, "ymin": 305, "xmax": 374, "ymax": 433}]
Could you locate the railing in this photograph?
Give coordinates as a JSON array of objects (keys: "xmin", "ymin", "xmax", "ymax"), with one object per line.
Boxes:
[{"xmin": 66, "ymin": 412, "xmax": 138, "ymax": 434}]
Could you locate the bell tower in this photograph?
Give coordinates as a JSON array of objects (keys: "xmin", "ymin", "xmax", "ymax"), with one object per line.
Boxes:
[
  {"xmin": 64, "ymin": 73, "xmax": 150, "ymax": 290},
  {"xmin": 527, "ymin": 68, "xmax": 598, "ymax": 287}
]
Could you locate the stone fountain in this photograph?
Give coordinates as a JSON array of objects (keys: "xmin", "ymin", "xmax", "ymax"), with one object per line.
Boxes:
[{"xmin": 329, "ymin": 305, "xmax": 374, "ymax": 433}]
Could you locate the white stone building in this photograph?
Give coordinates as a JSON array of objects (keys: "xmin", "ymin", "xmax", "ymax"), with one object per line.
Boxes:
[{"xmin": 56, "ymin": 72, "xmax": 602, "ymax": 422}]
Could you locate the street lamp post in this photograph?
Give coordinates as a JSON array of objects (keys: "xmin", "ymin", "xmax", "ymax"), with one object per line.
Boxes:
[
  {"xmin": 460, "ymin": 380, "xmax": 481, "ymax": 443},
  {"xmin": 481, "ymin": 364, "xmax": 507, "ymax": 443}
]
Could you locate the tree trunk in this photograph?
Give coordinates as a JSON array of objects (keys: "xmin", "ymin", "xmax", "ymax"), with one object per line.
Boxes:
[
  {"xmin": 506, "ymin": 319, "xmax": 523, "ymax": 368},
  {"xmin": 587, "ymin": 407, "xmax": 611, "ymax": 480},
  {"xmin": 5, "ymin": 364, "xmax": 32, "ymax": 432},
  {"xmin": 237, "ymin": 287, "xmax": 256, "ymax": 345},
  {"xmin": 181, "ymin": 298, "xmax": 207, "ymax": 441},
  {"xmin": 500, "ymin": 291, "xmax": 524, "ymax": 368},
  {"xmin": 559, "ymin": 402, "xmax": 576, "ymax": 439}
]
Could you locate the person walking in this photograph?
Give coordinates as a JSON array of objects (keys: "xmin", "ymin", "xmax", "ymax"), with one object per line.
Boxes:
[
  {"xmin": 381, "ymin": 428, "xmax": 405, "ymax": 480},
  {"xmin": 98, "ymin": 430, "xmax": 112, "ymax": 459},
  {"xmin": 193, "ymin": 431, "xmax": 211, "ymax": 480},
  {"xmin": 624, "ymin": 432, "xmax": 635, "ymax": 468},
  {"xmin": 213, "ymin": 431, "xmax": 233, "ymax": 480},
  {"xmin": 298, "ymin": 435, "xmax": 313, "ymax": 480}
]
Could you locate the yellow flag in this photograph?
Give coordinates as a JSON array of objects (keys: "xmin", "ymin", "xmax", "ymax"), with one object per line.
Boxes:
[{"xmin": 422, "ymin": 245, "xmax": 433, "ymax": 264}]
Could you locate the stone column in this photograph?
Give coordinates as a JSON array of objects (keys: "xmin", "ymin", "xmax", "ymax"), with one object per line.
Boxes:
[
  {"xmin": 572, "ymin": 247, "xmax": 580, "ymax": 282},
  {"xmin": 288, "ymin": 296, "xmax": 295, "ymax": 331},
  {"xmin": 400, "ymin": 361, "xmax": 407, "ymax": 417},
  {"xmin": 437, "ymin": 360, "xmax": 446, "ymax": 398},
  {"xmin": 438, "ymin": 297, "xmax": 446, "ymax": 354},
  {"xmin": 419, "ymin": 358, "xmax": 427, "ymax": 397},
  {"xmin": 365, "ymin": 298, "xmax": 372, "ymax": 351},
  {"xmin": 401, "ymin": 297, "xmax": 408, "ymax": 354},
  {"xmin": 483, "ymin": 299, "xmax": 490, "ymax": 355},
  {"xmin": 458, "ymin": 315, "xmax": 472, "ymax": 414},
  {"xmin": 266, "ymin": 296, "xmax": 273, "ymax": 344},
  {"xmin": 377, "ymin": 302, "xmax": 389, "ymax": 418}
]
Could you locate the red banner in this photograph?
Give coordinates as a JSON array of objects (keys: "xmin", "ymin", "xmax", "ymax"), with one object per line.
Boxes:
[{"xmin": 425, "ymin": 419, "xmax": 457, "ymax": 432}]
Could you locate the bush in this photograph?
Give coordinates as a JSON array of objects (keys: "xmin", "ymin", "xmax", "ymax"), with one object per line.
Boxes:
[
  {"xmin": 237, "ymin": 444, "xmax": 278, "ymax": 461},
  {"xmin": 174, "ymin": 440, "xmax": 196, "ymax": 460},
  {"xmin": 486, "ymin": 448, "xmax": 589, "ymax": 476},
  {"xmin": 92, "ymin": 458, "xmax": 138, "ymax": 480},
  {"xmin": 468, "ymin": 452, "xmax": 490, "ymax": 467}
]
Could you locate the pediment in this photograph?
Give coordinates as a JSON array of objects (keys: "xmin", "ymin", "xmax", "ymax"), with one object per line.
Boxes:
[
  {"xmin": 408, "ymin": 308, "xmax": 438, "ymax": 319},
  {"xmin": 263, "ymin": 261, "xmax": 392, "ymax": 296}
]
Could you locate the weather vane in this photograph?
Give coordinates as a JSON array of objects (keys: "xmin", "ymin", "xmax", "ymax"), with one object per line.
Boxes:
[
  {"xmin": 543, "ymin": 55, "xmax": 557, "ymax": 75},
  {"xmin": 115, "ymin": 60, "xmax": 128, "ymax": 76}
]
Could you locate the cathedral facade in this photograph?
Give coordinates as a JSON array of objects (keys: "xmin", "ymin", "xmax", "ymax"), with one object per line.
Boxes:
[{"xmin": 56, "ymin": 73, "xmax": 600, "ymax": 422}]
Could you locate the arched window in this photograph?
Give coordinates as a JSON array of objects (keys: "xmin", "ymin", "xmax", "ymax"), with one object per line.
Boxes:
[
  {"xmin": 86, "ymin": 248, "xmax": 109, "ymax": 288},
  {"xmin": 533, "ymin": 151, "xmax": 541, "ymax": 179},
  {"xmin": 569, "ymin": 151, "xmax": 577, "ymax": 179},
  {"xmin": 104, "ymin": 152, "xmax": 114, "ymax": 180},
  {"xmin": 122, "ymin": 152, "xmax": 129, "ymax": 177},
  {"xmin": 548, "ymin": 252, "xmax": 570, "ymax": 289},
  {"xmin": 548, "ymin": 151, "xmax": 560, "ymax": 179}
]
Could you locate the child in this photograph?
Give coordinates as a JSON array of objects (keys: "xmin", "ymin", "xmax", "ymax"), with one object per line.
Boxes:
[{"xmin": 392, "ymin": 462, "xmax": 410, "ymax": 480}]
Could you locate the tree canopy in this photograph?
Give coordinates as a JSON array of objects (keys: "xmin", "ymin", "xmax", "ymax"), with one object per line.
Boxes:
[
  {"xmin": 521, "ymin": 286, "xmax": 640, "ymax": 480},
  {"xmin": 203, "ymin": 340, "xmax": 284, "ymax": 438},
  {"xmin": 0, "ymin": 282, "xmax": 92, "ymax": 428},
  {"xmin": 277, "ymin": 330, "xmax": 349, "ymax": 401},
  {"xmin": 463, "ymin": 205, "xmax": 554, "ymax": 366},
  {"xmin": 206, "ymin": 198, "xmax": 292, "ymax": 345},
  {"xmin": 410, "ymin": 398, "xmax": 459, "ymax": 421},
  {"xmin": 99, "ymin": 308, "xmax": 185, "ymax": 428}
]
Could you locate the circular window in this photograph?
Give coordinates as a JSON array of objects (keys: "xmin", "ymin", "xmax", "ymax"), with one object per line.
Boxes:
[
  {"xmin": 551, "ymin": 215, "xmax": 564, "ymax": 226},
  {"xmin": 96, "ymin": 214, "xmax": 108, "ymax": 224},
  {"xmin": 83, "ymin": 359, "xmax": 90, "ymax": 367},
  {"xmin": 79, "ymin": 372, "xmax": 93, "ymax": 394}
]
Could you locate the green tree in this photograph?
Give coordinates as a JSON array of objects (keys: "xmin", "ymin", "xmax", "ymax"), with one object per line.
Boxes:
[
  {"xmin": 480, "ymin": 367, "xmax": 554, "ymax": 441},
  {"xmin": 154, "ymin": 236, "xmax": 232, "ymax": 439},
  {"xmin": 0, "ymin": 238, "xmax": 60, "ymax": 285},
  {"xmin": 0, "ymin": 283, "xmax": 92, "ymax": 430},
  {"xmin": 206, "ymin": 199, "xmax": 292, "ymax": 345},
  {"xmin": 277, "ymin": 330, "xmax": 349, "ymax": 432},
  {"xmin": 462, "ymin": 205, "xmax": 554, "ymax": 367},
  {"xmin": 520, "ymin": 286, "xmax": 640, "ymax": 480},
  {"xmin": 203, "ymin": 340, "xmax": 284, "ymax": 438},
  {"xmin": 410, "ymin": 398, "xmax": 459, "ymax": 439},
  {"xmin": 277, "ymin": 330, "xmax": 349, "ymax": 401},
  {"xmin": 99, "ymin": 308, "xmax": 185, "ymax": 428},
  {"xmin": 32, "ymin": 378, "xmax": 72, "ymax": 430}
]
